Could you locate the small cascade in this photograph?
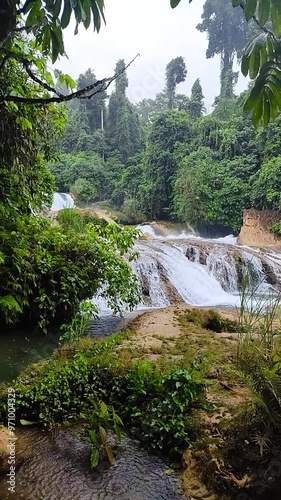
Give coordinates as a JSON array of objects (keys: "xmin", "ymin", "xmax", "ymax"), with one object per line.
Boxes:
[
  {"xmin": 131, "ymin": 225, "xmax": 281, "ymax": 309},
  {"xmin": 51, "ymin": 192, "xmax": 74, "ymax": 211},
  {"xmin": 134, "ymin": 241, "xmax": 236, "ymax": 308},
  {"xmin": 132, "ymin": 254, "xmax": 170, "ymax": 307}
]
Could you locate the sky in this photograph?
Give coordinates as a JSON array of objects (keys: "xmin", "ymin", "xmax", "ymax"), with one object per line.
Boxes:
[{"xmin": 56, "ymin": 0, "xmax": 248, "ymax": 113}]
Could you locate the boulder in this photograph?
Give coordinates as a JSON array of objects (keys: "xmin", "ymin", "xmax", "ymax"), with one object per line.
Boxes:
[{"xmin": 238, "ymin": 209, "xmax": 281, "ymax": 247}]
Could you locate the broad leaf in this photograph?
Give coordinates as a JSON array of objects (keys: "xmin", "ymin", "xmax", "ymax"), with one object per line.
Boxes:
[
  {"xmin": 244, "ymin": 0, "xmax": 257, "ymax": 21},
  {"xmin": 170, "ymin": 0, "xmax": 182, "ymax": 8},
  {"xmin": 258, "ymin": 0, "xmax": 270, "ymax": 26}
]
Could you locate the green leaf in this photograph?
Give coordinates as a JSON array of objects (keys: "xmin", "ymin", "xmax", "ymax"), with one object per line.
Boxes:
[
  {"xmin": 20, "ymin": 419, "xmax": 38, "ymax": 426},
  {"xmin": 26, "ymin": 4, "xmax": 44, "ymax": 26},
  {"xmin": 241, "ymin": 55, "xmax": 250, "ymax": 76},
  {"xmin": 61, "ymin": 0, "xmax": 72, "ymax": 29},
  {"xmin": 252, "ymin": 96, "xmax": 263, "ymax": 126},
  {"xmin": 258, "ymin": 0, "xmax": 270, "ymax": 26},
  {"xmin": 263, "ymin": 93, "xmax": 270, "ymax": 127},
  {"xmin": 90, "ymin": 448, "xmax": 100, "ymax": 468},
  {"xmin": 244, "ymin": 79, "xmax": 264, "ymax": 112},
  {"xmin": 96, "ymin": 0, "xmax": 106, "ymax": 24},
  {"xmin": 249, "ymin": 47, "xmax": 261, "ymax": 79},
  {"xmin": 271, "ymin": 0, "xmax": 281, "ymax": 37},
  {"xmin": 244, "ymin": 0, "xmax": 257, "ymax": 21},
  {"xmin": 170, "ymin": 0, "xmax": 182, "ymax": 7},
  {"xmin": 232, "ymin": 0, "xmax": 242, "ymax": 6},
  {"xmin": 267, "ymin": 87, "xmax": 279, "ymax": 119},
  {"xmin": 91, "ymin": 0, "xmax": 101, "ymax": 31},
  {"xmin": 53, "ymin": 0, "xmax": 62, "ymax": 17}
]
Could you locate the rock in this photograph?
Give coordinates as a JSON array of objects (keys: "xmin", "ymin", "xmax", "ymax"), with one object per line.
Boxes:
[
  {"xmin": 238, "ymin": 209, "xmax": 281, "ymax": 248},
  {"xmin": 139, "ymin": 232, "xmax": 154, "ymax": 240}
]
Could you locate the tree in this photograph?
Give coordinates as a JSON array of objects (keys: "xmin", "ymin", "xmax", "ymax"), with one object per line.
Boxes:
[
  {"xmin": 106, "ymin": 59, "xmax": 143, "ymax": 164},
  {"xmin": 173, "ymin": 147, "xmax": 251, "ymax": 231},
  {"xmin": 0, "ymin": 59, "xmax": 60, "ymax": 216},
  {"xmin": 172, "ymin": 0, "xmax": 281, "ymax": 126},
  {"xmin": 165, "ymin": 56, "xmax": 187, "ymax": 109},
  {"xmin": 251, "ymin": 157, "xmax": 281, "ymax": 211},
  {"xmin": 76, "ymin": 68, "xmax": 107, "ymax": 132},
  {"xmin": 188, "ymin": 79, "xmax": 205, "ymax": 118},
  {"xmin": 71, "ymin": 178, "xmax": 97, "ymax": 203},
  {"xmin": 0, "ymin": 1, "xmax": 108, "ymax": 103},
  {"xmin": 143, "ymin": 110, "xmax": 193, "ymax": 218},
  {"xmin": 196, "ymin": 0, "xmax": 248, "ymax": 96}
]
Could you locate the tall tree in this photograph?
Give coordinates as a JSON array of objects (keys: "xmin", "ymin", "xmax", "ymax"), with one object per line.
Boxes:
[
  {"xmin": 165, "ymin": 57, "xmax": 187, "ymax": 109},
  {"xmin": 196, "ymin": 0, "xmax": 248, "ymax": 96},
  {"xmin": 188, "ymin": 79, "xmax": 205, "ymax": 118},
  {"xmin": 106, "ymin": 59, "xmax": 143, "ymax": 164},
  {"xmin": 143, "ymin": 110, "xmax": 193, "ymax": 218},
  {"xmin": 76, "ymin": 68, "xmax": 107, "ymax": 132}
]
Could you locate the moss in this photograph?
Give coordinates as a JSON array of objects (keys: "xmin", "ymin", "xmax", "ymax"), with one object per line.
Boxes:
[{"xmin": 177, "ymin": 308, "xmax": 238, "ymax": 333}]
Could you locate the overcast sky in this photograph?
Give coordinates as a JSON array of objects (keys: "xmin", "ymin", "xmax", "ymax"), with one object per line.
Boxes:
[{"xmin": 56, "ymin": 0, "xmax": 248, "ymax": 113}]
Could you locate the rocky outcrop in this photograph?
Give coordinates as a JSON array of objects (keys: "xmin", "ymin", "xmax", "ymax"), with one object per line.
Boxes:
[{"xmin": 238, "ymin": 209, "xmax": 281, "ymax": 248}]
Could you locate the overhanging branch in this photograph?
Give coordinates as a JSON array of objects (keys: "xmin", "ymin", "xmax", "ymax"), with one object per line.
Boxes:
[{"xmin": 0, "ymin": 53, "xmax": 140, "ymax": 104}]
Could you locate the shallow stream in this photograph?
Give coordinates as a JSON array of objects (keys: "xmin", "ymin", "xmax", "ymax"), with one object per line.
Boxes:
[{"xmin": 0, "ymin": 427, "xmax": 184, "ymax": 499}]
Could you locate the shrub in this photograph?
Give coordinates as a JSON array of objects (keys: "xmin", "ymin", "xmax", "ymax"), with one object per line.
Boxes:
[
  {"xmin": 180, "ymin": 308, "xmax": 238, "ymax": 333},
  {"xmin": 270, "ymin": 221, "xmax": 281, "ymax": 235},
  {"xmin": 0, "ymin": 214, "xmax": 139, "ymax": 329},
  {"xmin": 2, "ymin": 333, "xmax": 205, "ymax": 457}
]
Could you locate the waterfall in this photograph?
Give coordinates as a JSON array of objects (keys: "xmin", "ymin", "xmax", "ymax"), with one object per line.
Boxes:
[
  {"xmin": 51, "ymin": 193, "xmax": 74, "ymax": 211},
  {"xmin": 131, "ymin": 225, "xmax": 281, "ymax": 310}
]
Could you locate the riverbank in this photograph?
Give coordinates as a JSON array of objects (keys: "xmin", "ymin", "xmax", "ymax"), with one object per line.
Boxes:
[{"xmin": 1, "ymin": 305, "xmax": 281, "ymax": 499}]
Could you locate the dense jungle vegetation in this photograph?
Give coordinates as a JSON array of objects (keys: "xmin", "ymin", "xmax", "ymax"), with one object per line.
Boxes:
[
  {"xmin": 1, "ymin": 0, "xmax": 281, "ymax": 328},
  {"xmin": 49, "ymin": 3, "xmax": 281, "ymax": 234},
  {"xmin": 1, "ymin": 1, "xmax": 281, "ymax": 496}
]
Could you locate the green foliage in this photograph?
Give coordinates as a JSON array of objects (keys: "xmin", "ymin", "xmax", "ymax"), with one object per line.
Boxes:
[
  {"xmin": 270, "ymin": 221, "xmax": 281, "ymax": 235},
  {"xmin": 172, "ymin": 0, "xmax": 281, "ymax": 126},
  {"xmin": 143, "ymin": 110, "xmax": 193, "ymax": 218},
  {"xmin": 106, "ymin": 59, "xmax": 143, "ymax": 165},
  {"xmin": 9, "ymin": 333, "xmax": 205, "ymax": 457},
  {"xmin": 237, "ymin": 0, "xmax": 281, "ymax": 126},
  {"xmin": 71, "ymin": 178, "xmax": 98, "ymax": 203},
  {"xmin": 0, "ymin": 214, "xmax": 139, "ymax": 329},
  {"xmin": 0, "ymin": 60, "xmax": 61, "ymax": 215},
  {"xmin": 251, "ymin": 157, "xmax": 281, "ymax": 210},
  {"xmin": 188, "ymin": 78, "xmax": 205, "ymax": 118},
  {"xmin": 196, "ymin": 0, "xmax": 248, "ymax": 95},
  {"xmin": 237, "ymin": 345, "xmax": 281, "ymax": 427},
  {"xmin": 173, "ymin": 146, "xmax": 252, "ymax": 231},
  {"xmin": 1, "ymin": 1, "xmax": 105, "ymax": 64},
  {"xmin": 165, "ymin": 56, "xmax": 187, "ymax": 109},
  {"xmin": 238, "ymin": 274, "xmax": 281, "ymax": 356},
  {"xmin": 59, "ymin": 301, "xmax": 97, "ymax": 344},
  {"xmin": 49, "ymin": 152, "xmax": 119, "ymax": 201},
  {"xmin": 179, "ymin": 308, "xmax": 239, "ymax": 333},
  {"xmin": 87, "ymin": 400, "xmax": 123, "ymax": 467}
]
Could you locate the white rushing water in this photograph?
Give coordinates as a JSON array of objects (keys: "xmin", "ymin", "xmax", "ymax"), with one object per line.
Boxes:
[
  {"xmin": 129, "ymin": 224, "xmax": 281, "ymax": 310},
  {"xmin": 51, "ymin": 193, "xmax": 74, "ymax": 211},
  {"xmin": 93, "ymin": 223, "xmax": 281, "ymax": 313},
  {"xmin": 136, "ymin": 224, "xmax": 237, "ymax": 245}
]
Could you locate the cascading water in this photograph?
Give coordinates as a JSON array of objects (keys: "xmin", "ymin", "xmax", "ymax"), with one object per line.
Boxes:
[
  {"xmin": 133, "ymin": 225, "xmax": 281, "ymax": 309},
  {"xmin": 51, "ymin": 192, "xmax": 74, "ymax": 211}
]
